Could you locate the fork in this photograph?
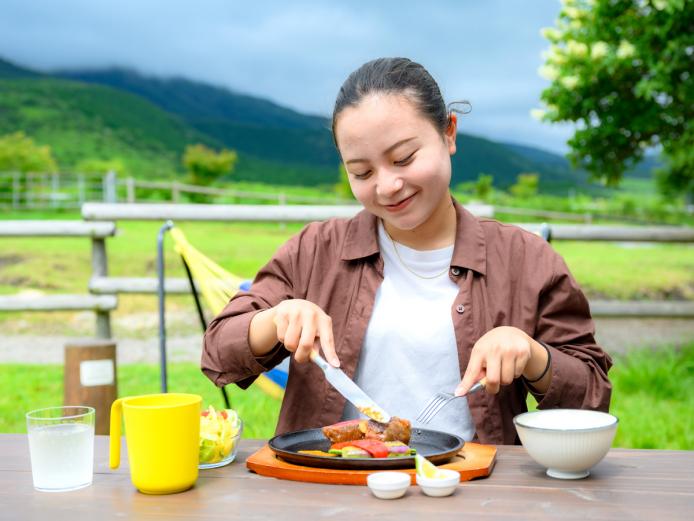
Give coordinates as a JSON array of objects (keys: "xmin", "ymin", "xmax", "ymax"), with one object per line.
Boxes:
[{"xmin": 414, "ymin": 378, "xmax": 487, "ymax": 425}]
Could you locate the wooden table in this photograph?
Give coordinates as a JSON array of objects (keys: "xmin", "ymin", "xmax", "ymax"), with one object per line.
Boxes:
[{"xmin": 1, "ymin": 434, "xmax": 692, "ymax": 520}]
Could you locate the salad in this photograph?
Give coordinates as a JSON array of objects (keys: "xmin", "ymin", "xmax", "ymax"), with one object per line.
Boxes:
[{"xmin": 199, "ymin": 405, "xmax": 242, "ymax": 465}]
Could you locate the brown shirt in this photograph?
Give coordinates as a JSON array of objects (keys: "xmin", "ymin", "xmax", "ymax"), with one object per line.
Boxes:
[{"xmin": 202, "ymin": 199, "xmax": 612, "ymax": 445}]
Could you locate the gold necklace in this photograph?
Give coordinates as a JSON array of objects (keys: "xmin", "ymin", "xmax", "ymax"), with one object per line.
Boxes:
[{"xmin": 385, "ymin": 231, "xmax": 451, "ymax": 280}]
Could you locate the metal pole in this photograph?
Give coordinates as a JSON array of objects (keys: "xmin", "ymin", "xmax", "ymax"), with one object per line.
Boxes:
[{"xmin": 157, "ymin": 220, "xmax": 174, "ymax": 393}]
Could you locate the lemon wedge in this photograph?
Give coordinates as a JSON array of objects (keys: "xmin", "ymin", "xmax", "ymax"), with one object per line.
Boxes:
[{"xmin": 415, "ymin": 454, "xmax": 445, "ymax": 479}]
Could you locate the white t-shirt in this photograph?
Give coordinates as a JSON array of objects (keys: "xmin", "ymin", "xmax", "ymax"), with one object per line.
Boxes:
[{"xmin": 341, "ymin": 221, "xmax": 476, "ymax": 441}]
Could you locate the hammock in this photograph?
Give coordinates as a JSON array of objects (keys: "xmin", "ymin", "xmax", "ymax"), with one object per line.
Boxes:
[{"xmin": 169, "ymin": 227, "xmax": 287, "ymax": 400}]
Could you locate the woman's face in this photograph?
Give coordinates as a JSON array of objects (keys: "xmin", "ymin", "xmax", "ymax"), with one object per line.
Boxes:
[{"xmin": 334, "ymin": 93, "xmax": 457, "ymax": 234}]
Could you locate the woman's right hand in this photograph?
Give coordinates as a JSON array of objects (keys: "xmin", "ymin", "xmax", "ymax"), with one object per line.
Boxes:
[{"xmin": 270, "ymin": 299, "xmax": 339, "ymax": 367}]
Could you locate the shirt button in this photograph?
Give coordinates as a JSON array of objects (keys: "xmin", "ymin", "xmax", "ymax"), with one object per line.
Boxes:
[
  {"xmin": 456, "ymin": 304, "xmax": 465, "ymax": 314},
  {"xmin": 451, "ymin": 267, "xmax": 461, "ymax": 276}
]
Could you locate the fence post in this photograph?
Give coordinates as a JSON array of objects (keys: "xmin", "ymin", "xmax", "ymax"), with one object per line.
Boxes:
[
  {"xmin": 172, "ymin": 181, "xmax": 180, "ymax": 203},
  {"xmin": 103, "ymin": 170, "xmax": 117, "ymax": 203},
  {"xmin": 126, "ymin": 177, "xmax": 135, "ymax": 203},
  {"xmin": 278, "ymin": 192, "xmax": 287, "ymax": 231},
  {"xmin": 78, "ymin": 174, "xmax": 86, "ymax": 206},
  {"xmin": 91, "ymin": 237, "xmax": 111, "ymax": 338},
  {"xmin": 12, "ymin": 172, "xmax": 20, "ymax": 209},
  {"xmin": 64, "ymin": 339, "xmax": 117, "ymax": 435},
  {"xmin": 26, "ymin": 172, "xmax": 33, "ymax": 208},
  {"xmin": 51, "ymin": 172, "xmax": 59, "ymax": 209}
]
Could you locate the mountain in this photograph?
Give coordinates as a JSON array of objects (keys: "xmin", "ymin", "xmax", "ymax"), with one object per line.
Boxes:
[
  {"xmin": 0, "ymin": 58, "xmax": 41, "ymax": 79},
  {"xmin": 57, "ymin": 68, "xmax": 329, "ymax": 131},
  {"xmin": 0, "ymin": 56, "xmax": 657, "ymax": 191},
  {"xmin": 53, "ymin": 65, "xmax": 597, "ymax": 189},
  {"xmin": 505, "ymin": 142, "xmax": 660, "ymax": 180}
]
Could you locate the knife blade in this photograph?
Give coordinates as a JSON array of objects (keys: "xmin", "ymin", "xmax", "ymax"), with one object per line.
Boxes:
[{"xmin": 310, "ymin": 351, "xmax": 391, "ymax": 423}]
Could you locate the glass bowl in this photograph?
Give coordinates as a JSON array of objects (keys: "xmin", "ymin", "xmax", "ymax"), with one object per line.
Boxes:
[{"xmin": 198, "ymin": 418, "xmax": 244, "ymax": 469}]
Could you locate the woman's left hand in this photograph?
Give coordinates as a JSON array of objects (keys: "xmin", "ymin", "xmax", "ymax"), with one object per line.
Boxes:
[{"xmin": 454, "ymin": 326, "xmax": 547, "ymax": 396}]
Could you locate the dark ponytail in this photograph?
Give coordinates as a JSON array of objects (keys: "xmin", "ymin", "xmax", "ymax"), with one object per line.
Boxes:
[{"xmin": 331, "ymin": 57, "xmax": 470, "ymax": 146}]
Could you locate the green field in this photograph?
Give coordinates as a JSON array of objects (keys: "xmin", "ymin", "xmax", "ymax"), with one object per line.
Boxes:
[
  {"xmin": 1, "ymin": 210, "xmax": 693, "ymax": 341},
  {"xmin": 1, "ymin": 210, "xmax": 693, "ymax": 448},
  {"xmin": 0, "ymin": 362, "xmax": 280, "ymax": 439},
  {"xmin": 1, "ymin": 343, "xmax": 692, "ymax": 449},
  {"xmin": 1, "ymin": 211, "xmax": 693, "ymax": 332}
]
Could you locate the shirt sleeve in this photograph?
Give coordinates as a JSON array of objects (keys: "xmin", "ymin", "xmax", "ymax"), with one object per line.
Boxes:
[
  {"xmin": 531, "ymin": 248, "xmax": 613, "ymax": 411},
  {"xmin": 200, "ymin": 236, "xmax": 298, "ymax": 389}
]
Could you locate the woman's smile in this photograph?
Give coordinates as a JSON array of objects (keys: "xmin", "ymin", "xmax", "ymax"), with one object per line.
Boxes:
[{"xmin": 383, "ymin": 192, "xmax": 417, "ymax": 212}]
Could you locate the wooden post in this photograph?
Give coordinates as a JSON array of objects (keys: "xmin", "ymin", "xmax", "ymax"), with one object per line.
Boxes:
[
  {"xmin": 103, "ymin": 170, "xmax": 117, "ymax": 203},
  {"xmin": 12, "ymin": 172, "xmax": 20, "ymax": 209},
  {"xmin": 91, "ymin": 237, "xmax": 111, "ymax": 338},
  {"xmin": 126, "ymin": 177, "xmax": 135, "ymax": 203},
  {"xmin": 278, "ymin": 192, "xmax": 287, "ymax": 231},
  {"xmin": 64, "ymin": 339, "xmax": 117, "ymax": 435},
  {"xmin": 51, "ymin": 172, "xmax": 59, "ymax": 209},
  {"xmin": 78, "ymin": 174, "xmax": 86, "ymax": 206}
]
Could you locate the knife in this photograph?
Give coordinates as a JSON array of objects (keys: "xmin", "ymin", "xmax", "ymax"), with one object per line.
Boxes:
[{"xmin": 310, "ymin": 351, "xmax": 392, "ymax": 423}]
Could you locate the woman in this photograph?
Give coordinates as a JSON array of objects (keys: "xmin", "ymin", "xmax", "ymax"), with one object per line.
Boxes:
[{"xmin": 202, "ymin": 57, "xmax": 612, "ymax": 444}]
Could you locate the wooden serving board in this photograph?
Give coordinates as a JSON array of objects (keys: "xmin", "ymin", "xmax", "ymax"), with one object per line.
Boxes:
[{"xmin": 246, "ymin": 443, "xmax": 496, "ymax": 486}]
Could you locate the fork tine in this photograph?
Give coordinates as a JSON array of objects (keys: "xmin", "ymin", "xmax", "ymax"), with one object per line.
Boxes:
[
  {"xmin": 419, "ymin": 397, "xmax": 448, "ymax": 424},
  {"xmin": 415, "ymin": 395, "xmax": 441, "ymax": 423},
  {"xmin": 415, "ymin": 395, "xmax": 442, "ymax": 423},
  {"xmin": 416, "ymin": 393, "xmax": 449, "ymax": 424},
  {"xmin": 416, "ymin": 384, "xmax": 482, "ymax": 425}
]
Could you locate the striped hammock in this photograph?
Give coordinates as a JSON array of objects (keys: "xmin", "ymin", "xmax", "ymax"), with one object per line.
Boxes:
[{"xmin": 169, "ymin": 227, "xmax": 287, "ymax": 400}]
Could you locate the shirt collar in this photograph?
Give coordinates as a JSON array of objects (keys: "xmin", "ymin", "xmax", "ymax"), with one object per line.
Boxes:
[{"xmin": 341, "ymin": 197, "xmax": 487, "ymax": 276}]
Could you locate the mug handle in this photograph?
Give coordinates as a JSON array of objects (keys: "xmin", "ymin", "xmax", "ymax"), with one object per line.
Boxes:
[{"xmin": 109, "ymin": 398, "xmax": 123, "ymax": 469}]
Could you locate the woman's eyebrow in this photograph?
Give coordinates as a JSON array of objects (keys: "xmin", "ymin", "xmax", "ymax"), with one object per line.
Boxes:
[{"xmin": 344, "ymin": 137, "xmax": 417, "ymax": 165}]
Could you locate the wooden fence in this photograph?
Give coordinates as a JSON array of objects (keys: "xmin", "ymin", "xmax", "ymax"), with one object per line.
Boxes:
[
  {"xmin": 0, "ymin": 220, "xmax": 117, "ymax": 337},
  {"xmin": 0, "ymin": 171, "xmax": 357, "ymax": 208},
  {"xmin": 4, "ymin": 171, "xmax": 686, "ymax": 224},
  {"xmin": 2, "ymin": 202, "xmax": 694, "ymax": 339}
]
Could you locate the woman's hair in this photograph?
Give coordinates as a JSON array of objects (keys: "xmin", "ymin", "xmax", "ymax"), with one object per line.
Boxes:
[{"xmin": 331, "ymin": 57, "xmax": 469, "ymax": 146}]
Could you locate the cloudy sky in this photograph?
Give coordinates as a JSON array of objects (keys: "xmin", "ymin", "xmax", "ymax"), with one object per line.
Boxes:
[{"xmin": 0, "ymin": 0, "xmax": 574, "ymax": 153}]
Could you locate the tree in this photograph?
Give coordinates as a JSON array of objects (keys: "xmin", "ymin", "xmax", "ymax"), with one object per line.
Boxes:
[
  {"xmin": 0, "ymin": 132, "xmax": 57, "ymax": 173},
  {"xmin": 475, "ymin": 173, "xmax": 494, "ymax": 201},
  {"xmin": 535, "ymin": 0, "xmax": 693, "ymax": 197},
  {"xmin": 75, "ymin": 158, "xmax": 128, "ymax": 176},
  {"xmin": 182, "ymin": 144, "xmax": 237, "ymax": 186},
  {"xmin": 510, "ymin": 173, "xmax": 540, "ymax": 199}
]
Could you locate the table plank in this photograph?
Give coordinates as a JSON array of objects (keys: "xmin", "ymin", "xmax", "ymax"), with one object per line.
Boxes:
[{"xmin": 1, "ymin": 435, "xmax": 692, "ymax": 521}]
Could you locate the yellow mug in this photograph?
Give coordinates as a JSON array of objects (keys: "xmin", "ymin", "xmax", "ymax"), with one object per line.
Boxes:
[{"xmin": 109, "ymin": 393, "xmax": 201, "ymax": 495}]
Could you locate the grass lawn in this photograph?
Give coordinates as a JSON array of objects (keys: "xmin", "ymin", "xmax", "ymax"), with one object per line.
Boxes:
[
  {"xmin": 1, "ymin": 344, "xmax": 692, "ymax": 450},
  {"xmin": 526, "ymin": 343, "xmax": 694, "ymax": 450},
  {"xmin": 0, "ymin": 362, "xmax": 281, "ymax": 439}
]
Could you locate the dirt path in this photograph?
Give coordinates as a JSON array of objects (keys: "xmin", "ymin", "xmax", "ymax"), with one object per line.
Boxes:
[{"xmin": 1, "ymin": 316, "xmax": 692, "ymax": 365}]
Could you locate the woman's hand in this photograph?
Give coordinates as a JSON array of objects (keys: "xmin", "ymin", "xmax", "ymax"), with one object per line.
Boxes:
[
  {"xmin": 249, "ymin": 299, "xmax": 339, "ymax": 366},
  {"xmin": 454, "ymin": 326, "xmax": 550, "ymax": 396}
]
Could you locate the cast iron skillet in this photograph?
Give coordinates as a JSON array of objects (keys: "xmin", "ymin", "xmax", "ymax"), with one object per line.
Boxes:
[{"xmin": 269, "ymin": 427, "xmax": 464, "ymax": 470}]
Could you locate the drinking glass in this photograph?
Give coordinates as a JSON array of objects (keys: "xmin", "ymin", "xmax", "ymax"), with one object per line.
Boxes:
[{"xmin": 26, "ymin": 406, "xmax": 95, "ymax": 492}]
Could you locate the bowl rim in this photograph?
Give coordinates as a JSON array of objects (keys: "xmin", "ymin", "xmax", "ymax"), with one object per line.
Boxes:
[
  {"xmin": 415, "ymin": 469, "xmax": 460, "ymax": 487},
  {"xmin": 513, "ymin": 409, "xmax": 618, "ymax": 433},
  {"xmin": 367, "ymin": 471, "xmax": 411, "ymax": 490}
]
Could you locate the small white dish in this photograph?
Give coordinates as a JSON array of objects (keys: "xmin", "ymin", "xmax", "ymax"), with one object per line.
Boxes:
[
  {"xmin": 366, "ymin": 471, "xmax": 411, "ymax": 499},
  {"xmin": 416, "ymin": 469, "xmax": 460, "ymax": 497}
]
